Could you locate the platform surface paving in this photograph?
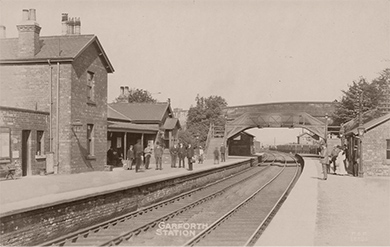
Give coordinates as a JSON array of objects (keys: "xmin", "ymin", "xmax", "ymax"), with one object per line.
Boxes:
[{"xmin": 256, "ymin": 157, "xmax": 390, "ymax": 246}]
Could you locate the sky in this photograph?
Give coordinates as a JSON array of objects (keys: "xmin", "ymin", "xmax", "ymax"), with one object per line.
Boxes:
[{"xmin": 1, "ymin": 0, "xmax": 389, "ymax": 144}]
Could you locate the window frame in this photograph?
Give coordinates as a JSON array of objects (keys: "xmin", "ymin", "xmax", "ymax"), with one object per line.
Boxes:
[
  {"xmin": 87, "ymin": 124, "xmax": 94, "ymax": 156},
  {"xmin": 0, "ymin": 127, "xmax": 11, "ymax": 161},
  {"xmin": 87, "ymin": 71, "xmax": 95, "ymax": 102},
  {"xmin": 36, "ymin": 130, "xmax": 44, "ymax": 156}
]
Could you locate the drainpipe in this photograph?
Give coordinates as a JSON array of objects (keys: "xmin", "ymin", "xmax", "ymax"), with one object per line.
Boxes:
[
  {"xmin": 48, "ymin": 60, "xmax": 52, "ymax": 152},
  {"xmin": 55, "ymin": 62, "xmax": 60, "ymax": 174}
]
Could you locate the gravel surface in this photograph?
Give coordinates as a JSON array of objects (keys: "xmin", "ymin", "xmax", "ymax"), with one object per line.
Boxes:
[{"xmin": 314, "ymin": 173, "xmax": 390, "ymax": 246}]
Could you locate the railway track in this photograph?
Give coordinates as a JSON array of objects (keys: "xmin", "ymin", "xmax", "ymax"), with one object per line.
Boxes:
[
  {"xmin": 40, "ymin": 154, "xmax": 277, "ymax": 247},
  {"xmin": 184, "ymin": 152, "xmax": 300, "ymax": 246}
]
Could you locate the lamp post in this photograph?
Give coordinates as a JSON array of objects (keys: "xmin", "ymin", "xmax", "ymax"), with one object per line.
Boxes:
[
  {"xmin": 357, "ymin": 126, "xmax": 365, "ymax": 177},
  {"xmin": 324, "ymin": 113, "xmax": 328, "ymax": 145},
  {"xmin": 357, "ymin": 88, "xmax": 364, "ymax": 177}
]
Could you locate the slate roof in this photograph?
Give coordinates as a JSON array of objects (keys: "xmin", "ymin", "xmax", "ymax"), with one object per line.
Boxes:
[
  {"xmin": 163, "ymin": 118, "xmax": 181, "ymax": 130},
  {"xmin": 345, "ymin": 113, "xmax": 390, "ymax": 135},
  {"xmin": 0, "ymin": 34, "xmax": 114, "ymax": 73},
  {"xmin": 107, "ymin": 105, "xmax": 132, "ymax": 122},
  {"xmin": 108, "ymin": 102, "xmax": 172, "ymax": 123}
]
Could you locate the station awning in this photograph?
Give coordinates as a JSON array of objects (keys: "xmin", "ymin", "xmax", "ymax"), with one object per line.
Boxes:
[{"xmin": 108, "ymin": 121, "xmax": 159, "ymax": 134}]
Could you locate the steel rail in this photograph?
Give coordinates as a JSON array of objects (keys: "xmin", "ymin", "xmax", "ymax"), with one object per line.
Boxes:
[
  {"xmin": 182, "ymin": 153, "xmax": 290, "ymax": 246},
  {"xmin": 244, "ymin": 154, "xmax": 301, "ymax": 246},
  {"xmin": 100, "ymin": 165, "xmax": 272, "ymax": 246}
]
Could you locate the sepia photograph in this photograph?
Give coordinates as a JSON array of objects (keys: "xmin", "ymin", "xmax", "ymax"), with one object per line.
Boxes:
[{"xmin": 0, "ymin": 0, "xmax": 389, "ymax": 246}]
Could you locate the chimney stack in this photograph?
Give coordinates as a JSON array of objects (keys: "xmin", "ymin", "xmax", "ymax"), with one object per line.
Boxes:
[
  {"xmin": 0, "ymin": 26, "xmax": 6, "ymax": 39},
  {"xmin": 120, "ymin": 86, "xmax": 124, "ymax": 96},
  {"xmin": 124, "ymin": 86, "xmax": 129, "ymax": 96},
  {"xmin": 61, "ymin": 13, "xmax": 68, "ymax": 35},
  {"xmin": 17, "ymin": 9, "xmax": 41, "ymax": 57}
]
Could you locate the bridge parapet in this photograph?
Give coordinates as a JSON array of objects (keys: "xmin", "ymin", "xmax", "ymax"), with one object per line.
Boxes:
[
  {"xmin": 223, "ymin": 101, "xmax": 337, "ymax": 139},
  {"xmin": 224, "ymin": 101, "xmax": 336, "ymax": 119}
]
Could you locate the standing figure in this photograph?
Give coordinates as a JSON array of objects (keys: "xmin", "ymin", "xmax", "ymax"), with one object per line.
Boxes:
[
  {"xmin": 154, "ymin": 142, "xmax": 163, "ymax": 170},
  {"xmin": 336, "ymin": 150, "xmax": 348, "ymax": 175},
  {"xmin": 353, "ymin": 145, "xmax": 359, "ymax": 177},
  {"xmin": 187, "ymin": 144, "xmax": 194, "ymax": 171},
  {"xmin": 134, "ymin": 139, "xmax": 143, "ymax": 173},
  {"xmin": 178, "ymin": 143, "xmax": 186, "ymax": 168},
  {"xmin": 126, "ymin": 145, "xmax": 135, "ymax": 170},
  {"xmin": 198, "ymin": 146, "xmax": 204, "ymax": 164},
  {"xmin": 220, "ymin": 143, "xmax": 226, "ymax": 162},
  {"xmin": 330, "ymin": 145, "xmax": 341, "ymax": 174},
  {"xmin": 107, "ymin": 146, "xmax": 115, "ymax": 166},
  {"xmin": 144, "ymin": 144, "xmax": 152, "ymax": 170},
  {"xmin": 170, "ymin": 143, "xmax": 179, "ymax": 168},
  {"xmin": 320, "ymin": 144, "xmax": 329, "ymax": 180},
  {"xmin": 214, "ymin": 147, "xmax": 220, "ymax": 165}
]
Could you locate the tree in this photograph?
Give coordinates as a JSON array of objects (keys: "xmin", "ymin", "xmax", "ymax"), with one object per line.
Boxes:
[
  {"xmin": 114, "ymin": 88, "xmax": 157, "ymax": 103},
  {"xmin": 332, "ymin": 69, "xmax": 389, "ymax": 126},
  {"xmin": 179, "ymin": 95, "xmax": 228, "ymax": 146}
]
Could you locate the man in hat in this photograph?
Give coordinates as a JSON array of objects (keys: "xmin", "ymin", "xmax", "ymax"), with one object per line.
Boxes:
[{"xmin": 320, "ymin": 144, "xmax": 329, "ymax": 180}]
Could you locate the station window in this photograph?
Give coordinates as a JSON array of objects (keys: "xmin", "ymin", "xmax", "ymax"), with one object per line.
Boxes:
[
  {"xmin": 36, "ymin": 131, "xmax": 44, "ymax": 156},
  {"xmin": 87, "ymin": 124, "xmax": 94, "ymax": 156},
  {"xmin": 0, "ymin": 127, "xmax": 11, "ymax": 160},
  {"xmin": 87, "ymin": 71, "xmax": 95, "ymax": 101},
  {"xmin": 387, "ymin": 139, "xmax": 390, "ymax": 159}
]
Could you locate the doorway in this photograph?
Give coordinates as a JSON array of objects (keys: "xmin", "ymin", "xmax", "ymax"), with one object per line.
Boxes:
[{"xmin": 21, "ymin": 130, "xmax": 31, "ymax": 176}]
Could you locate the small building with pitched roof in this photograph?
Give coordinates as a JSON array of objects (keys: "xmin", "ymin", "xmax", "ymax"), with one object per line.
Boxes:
[
  {"xmin": 0, "ymin": 9, "xmax": 114, "ymax": 176},
  {"xmin": 227, "ymin": 131, "xmax": 255, "ymax": 156},
  {"xmin": 108, "ymin": 101, "xmax": 181, "ymax": 159},
  {"xmin": 343, "ymin": 112, "xmax": 390, "ymax": 176}
]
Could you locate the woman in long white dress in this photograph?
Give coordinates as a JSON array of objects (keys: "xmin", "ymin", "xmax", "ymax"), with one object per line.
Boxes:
[{"xmin": 336, "ymin": 150, "xmax": 348, "ymax": 175}]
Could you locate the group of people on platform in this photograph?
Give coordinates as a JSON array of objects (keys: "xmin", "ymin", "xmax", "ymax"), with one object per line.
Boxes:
[
  {"xmin": 319, "ymin": 144, "xmax": 353, "ymax": 180},
  {"xmin": 108, "ymin": 140, "xmax": 227, "ymax": 173}
]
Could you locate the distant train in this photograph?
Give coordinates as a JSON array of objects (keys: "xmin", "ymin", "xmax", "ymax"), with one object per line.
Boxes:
[{"xmin": 270, "ymin": 144, "xmax": 319, "ymax": 154}]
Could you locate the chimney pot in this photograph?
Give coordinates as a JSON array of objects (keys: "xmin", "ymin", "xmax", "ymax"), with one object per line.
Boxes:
[
  {"xmin": 22, "ymin": 9, "xmax": 29, "ymax": 21},
  {"xmin": 62, "ymin": 13, "xmax": 68, "ymax": 22},
  {"xmin": 120, "ymin": 86, "xmax": 124, "ymax": 96},
  {"xmin": 124, "ymin": 86, "xmax": 129, "ymax": 96},
  {"xmin": 0, "ymin": 26, "xmax": 6, "ymax": 39},
  {"xmin": 74, "ymin": 17, "xmax": 81, "ymax": 35},
  {"xmin": 61, "ymin": 13, "xmax": 68, "ymax": 35},
  {"xmin": 29, "ymin": 9, "xmax": 36, "ymax": 21}
]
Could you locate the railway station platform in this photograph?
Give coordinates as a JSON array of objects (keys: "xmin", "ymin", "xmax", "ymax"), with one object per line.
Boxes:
[
  {"xmin": 0, "ymin": 156, "xmax": 252, "ymax": 215},
  {"xmin": 256, "ymin": 156, "xmax": 390, "ymax": 246}
]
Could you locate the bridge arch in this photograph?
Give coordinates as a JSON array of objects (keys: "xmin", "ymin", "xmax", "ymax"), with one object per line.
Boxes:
[{"xmin": 223, "ymin": 101, "xmax": 337, "ymax": 140}]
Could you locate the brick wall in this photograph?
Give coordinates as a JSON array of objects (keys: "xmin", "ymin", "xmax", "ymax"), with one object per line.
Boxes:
[
  {"xmin": 69, "ymin": 43, "xmax": 108, "ymax": 173},
  {"xmin": 0, "ymin": 64, "xmax": 51, "ymax": 112},
  {"xmin": 0, "ymin": 42, "xmax": 109, "ymax": 174},
  {"xmin": 0, "ymin": 107, "xmax": 50, "ymax": 177},
  {"xmin": 362, "ymin": 120, "xmax": 390, "ymax": 176},
  {"xmin": 0, "ymin": 159, "xmax": 255, "ymax": 246}
]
